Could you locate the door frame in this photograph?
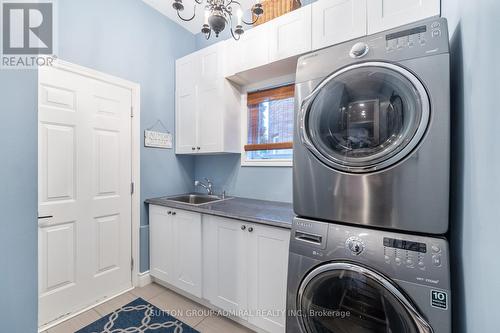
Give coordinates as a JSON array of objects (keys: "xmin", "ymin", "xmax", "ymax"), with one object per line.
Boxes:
[{"xmin": 37, "ymin": 59, "xmax": 141, "ymax": 330}]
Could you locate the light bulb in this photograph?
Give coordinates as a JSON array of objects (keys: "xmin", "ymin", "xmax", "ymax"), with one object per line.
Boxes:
[{"xmin": 237, "ymin": 9, "xmax": 243, "ymax": 25}]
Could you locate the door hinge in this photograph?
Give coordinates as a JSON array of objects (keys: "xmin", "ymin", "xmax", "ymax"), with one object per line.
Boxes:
[
  {"xmin": 131, "ymin": 258, "xmax": 134, "ymax": 271},
  {"xmin": 131, "ymin": 182, "xmax": 135, "ymax": 195},
  {"xmin": 130, "ymin": 106, "xmax": 134, "ymax": 118}
]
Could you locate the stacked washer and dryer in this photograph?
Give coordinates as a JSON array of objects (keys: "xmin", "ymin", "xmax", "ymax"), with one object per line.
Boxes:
[{"xmin": 287, "ymin": 18, "xmax": 451, "ymax": 333}]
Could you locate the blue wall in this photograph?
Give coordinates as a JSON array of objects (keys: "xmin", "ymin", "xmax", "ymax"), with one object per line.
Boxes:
[
  {"xmin": 57, "ymin": 0, "xmax": 197, "ymax": 272},
  {"xmin": 442, "ymin": 0, "xmax": 500, "ymax": 332},
  {"xmin": 0, "ymin": 1, "xmax": 197, "ymax": 330},
  {"xmin": 0, "ymin": 71, "xmax": 38, "ymax": 333},
  {"xmin": 194, "ymin": 155, "xmax": 293, "ymax": 202}
]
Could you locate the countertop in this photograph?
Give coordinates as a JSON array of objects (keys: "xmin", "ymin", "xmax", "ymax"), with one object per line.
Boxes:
[{"xmin": 145, "ymin": 196, "xmax": 294, "ymax": 229}]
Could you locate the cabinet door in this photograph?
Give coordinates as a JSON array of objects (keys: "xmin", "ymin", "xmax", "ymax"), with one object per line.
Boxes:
[
  {"xmin": 312, "ymin": 0, "xmax": 367, "ymax": 50},
  {"xmin": 367, "ymin": 0, "xmax": 440, "ymax": 34},
  {"xmin": 199, "ymin": 42, "xmax": 224, "ymax": 86},
  {"xmin": 149, "ymin": 206, "xmax": 176, "ymax": 284},
  {"xmin": 269, "ymin": 6, "xmax": 312, "ymax": 62},
  {"xmin": 172, "ymin": 210, "xmax": 202, "ymax": 298},
  {"xmin": 176, "ymin": 55, "xmax": 199, "ymax": 154},
  {"xmin": 197, "ymin": 82, "xmax": 223, "ymax": 153},
  {"xmin": 237, "ymin": 24, "xmax": 270, "ymax": 73},
  {"xmin": 248, "ymin": 224, "xmax": 290, "ymax": 333},
  {"xmin": 203, "ymin": 215, "xmax": 248, "ymax": 317}
]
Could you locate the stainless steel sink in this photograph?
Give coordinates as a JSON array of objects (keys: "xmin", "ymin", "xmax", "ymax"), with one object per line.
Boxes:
[{"xmin": 164, "ymin": 193, "xmax": 227, "ymax": 205}]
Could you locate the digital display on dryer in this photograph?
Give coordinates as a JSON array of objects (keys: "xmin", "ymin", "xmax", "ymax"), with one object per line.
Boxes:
[{"xmin": 384, "ymin": 237, "xmax": 427, "ymax": 253}]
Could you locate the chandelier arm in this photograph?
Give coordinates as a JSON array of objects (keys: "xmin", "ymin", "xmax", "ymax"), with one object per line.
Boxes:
[
  {"xmin": 242, "ymin": 15, "xmax": 260, "ymax": 26},
  {"xmin": 176, "ymin": 3, "xmax": 197, "ymax": 22},
  {"xmin": 229, "ymin": 27, "xmax": 241, "ymax": 41}
]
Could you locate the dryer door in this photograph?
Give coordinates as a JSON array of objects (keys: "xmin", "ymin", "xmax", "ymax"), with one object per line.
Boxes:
[
  {"xmin": 299, "ymin": 62, "xmax": 430, "ymax": 173},
  {"xmin": 297, "ymin": 262, "xmax": 432, "ymax": 333}
]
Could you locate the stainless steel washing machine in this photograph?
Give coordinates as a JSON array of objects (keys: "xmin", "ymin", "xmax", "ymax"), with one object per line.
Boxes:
[
  {"xmin": 287, "ymin": 218, "xmax": 451, "ymax": 333},
  {"xmin": 293, "ymin": 18, "xmax": 450, "ymax": 234}
]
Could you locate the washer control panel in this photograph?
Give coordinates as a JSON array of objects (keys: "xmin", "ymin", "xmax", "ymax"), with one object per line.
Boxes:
[{"xmin": 382, "ymin": 237, "xmax": 443, "ymax": 271}]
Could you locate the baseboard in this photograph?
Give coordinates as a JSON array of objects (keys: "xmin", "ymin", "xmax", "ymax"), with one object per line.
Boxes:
[{"xmin": 137, "ymin": 271, "xmax": 152, "ymax": 287}]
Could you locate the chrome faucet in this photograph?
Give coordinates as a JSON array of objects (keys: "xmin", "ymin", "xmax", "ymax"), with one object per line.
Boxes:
[{"xmin": 195, "ymin": 178, "xmax": 213, "ymax": 195}]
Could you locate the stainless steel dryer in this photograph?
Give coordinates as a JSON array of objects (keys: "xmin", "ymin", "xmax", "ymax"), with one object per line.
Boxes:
[
  {"xmin": 287, "ymin": 218, "xmax": 451, "ymax": 333},
  {"xmin": 293, "ymin": 18, "xmax": 450, "ymax": 234}
]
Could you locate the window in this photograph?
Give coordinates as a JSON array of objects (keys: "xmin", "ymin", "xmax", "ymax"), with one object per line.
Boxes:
[{"xmin": 243, "ymin": 84, "xmax": 294, "ymax": 166}]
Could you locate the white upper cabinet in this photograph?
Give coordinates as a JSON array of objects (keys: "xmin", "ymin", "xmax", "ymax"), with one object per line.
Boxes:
[
  {"xmin": 312, "ymin": 0, "xmax": 367, "ymax": 50},
  {"xmin": 175, "ymin": 42, "xmax": 240, "ymax": 155},
  {"xmin": 269, "ymin": 5, "xmax": 312, "ymax": 62},
  {"xmin": 367, "ymin": 0, "xmax": 440, "ymax": 34},
  {"xmin": 229, "ymin": 23, "xmax": 271, "ymax": 75},
  {"xmin": 176, "ymin": 54, "xmax": 199, "ymax": 153}
]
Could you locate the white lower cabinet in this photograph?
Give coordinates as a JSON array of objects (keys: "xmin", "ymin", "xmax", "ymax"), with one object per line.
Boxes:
[
  {"xmin": 203, "ymin": 215, "xmax": 248, "ymax": 316},
  {"xmin": 203, "ymin": 215, "xmax": 290, "ymax": 333},
  {"xmin": 150, "ymin": 207, "xmax": 291, "ymax": 333},
  {"xmin": 247, "ymin": 224, "xmax": 290, "ymax": 333},
  {"xmin": 149, "ymin": 205, "xmax": 202, "ymax": 298}
]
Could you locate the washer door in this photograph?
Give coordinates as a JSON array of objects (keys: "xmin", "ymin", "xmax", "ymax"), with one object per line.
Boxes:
[
  {"xmin": 299, "ymin": 62, "xmax": 430, "ymax": 173},
  {"xmin": 297, "ymin": 262, "xmax": 433, "ymax": 333}
]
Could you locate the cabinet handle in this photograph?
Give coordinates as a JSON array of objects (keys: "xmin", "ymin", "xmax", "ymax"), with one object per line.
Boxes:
[
  {"xmin": 241, "ymin": 225, "xmax": 246, "ymax": 231},
  {"xmin": 167, "ymin": 211, "xmax": 172, "ymax": 215},
  {"xmin": 172, "ymin": 212, "xmax": 177, "ymax": 216},
  {"xmin": 192, "ymin": 147, "xmax": 196, "ymax": 151},
  {"xmin": 38, "ymin": 215, "xmax": 53, "ymax": 219},
  {"xmin": 248, "ymin": 227, "xmax": 254, "ymax": 233},
  {"xmin": 197, "ymin": 147, "xmax": 201, "ymax": 150}
]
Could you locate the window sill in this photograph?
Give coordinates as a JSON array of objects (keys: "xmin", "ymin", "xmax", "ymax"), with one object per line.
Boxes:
[{"xmin": 241, "ymin": 159, "xmax": 293, "ymax": 167}]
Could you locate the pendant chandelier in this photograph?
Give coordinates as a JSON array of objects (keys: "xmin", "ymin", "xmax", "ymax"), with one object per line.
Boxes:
[{"xmin": 172, "ymin": 0, "xmax": 264, "ymax": 40}]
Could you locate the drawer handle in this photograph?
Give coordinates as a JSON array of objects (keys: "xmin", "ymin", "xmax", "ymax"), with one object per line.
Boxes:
[
  {"xmin": 38, "ymin": 215, "xmax": 53, "ymax": 219},
  {"xmin": 295, "ymin": 231, "xmax": 322, "ymax": 244}
]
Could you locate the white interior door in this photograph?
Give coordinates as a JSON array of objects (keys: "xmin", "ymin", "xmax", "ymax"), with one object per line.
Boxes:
[{"xmin": 38, "ymin": 65, "xmax": 132, "ymax": 326}]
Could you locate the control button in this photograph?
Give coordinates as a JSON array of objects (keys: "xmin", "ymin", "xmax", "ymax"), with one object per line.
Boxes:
[
  {"xmin": 346, "ymin": 237, "xmax": 365, "ymax": 256},
  {"xmin": 418, "ymin": 261, "xmax": 425, "ymax": 267},
  {"xmin": 432, "ymin": 29, "xmax": 441, "ymax": 38},
  {"xmin": 384, "ymin": 255, "xmax": 390, "ymax": 261},
  {"xmin": 431, "ymin": 245, "xmax": 441, "ymax": 253},
  {"xmin": 406, "ymin": 259, "xmax": 414, "ymax": 266},
  {"xmin": 349, "ymin": 42, "xmax": 370, "ymax": 58},
  {"xmin": 431, "ymin": 21, "xmax": 441, "ymax": 29},
  {"xmin": 432, "ymin": 255, "xmax": 442, "ymax": 267},
  {"xmin": 395, "ymin": 257, "xmax": 402, "ymax": 265}
]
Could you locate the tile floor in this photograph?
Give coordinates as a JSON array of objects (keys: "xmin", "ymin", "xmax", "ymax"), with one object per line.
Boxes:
[{"xmin": 43, "ymin": 283, "xmax": 254, "ymax": 333}]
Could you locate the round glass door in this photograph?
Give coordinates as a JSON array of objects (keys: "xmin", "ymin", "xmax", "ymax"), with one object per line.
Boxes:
[
  {"xmin": 300, "ymin": 62, "xmax": 429, "ymax": 172},
  {"xmin": 297, "ymin": 263, "xmax": 432, "ymax": 333}
]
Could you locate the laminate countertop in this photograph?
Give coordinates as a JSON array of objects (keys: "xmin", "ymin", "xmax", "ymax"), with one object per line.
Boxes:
[{"xmin": 145, "ymin": 196, "xmax": 294, "ymax": 229}]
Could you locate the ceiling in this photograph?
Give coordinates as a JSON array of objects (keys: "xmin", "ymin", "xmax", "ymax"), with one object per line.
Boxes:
[{"xmin": 143, "ymin": 0, "xmax": 257, "ymax": 34}]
